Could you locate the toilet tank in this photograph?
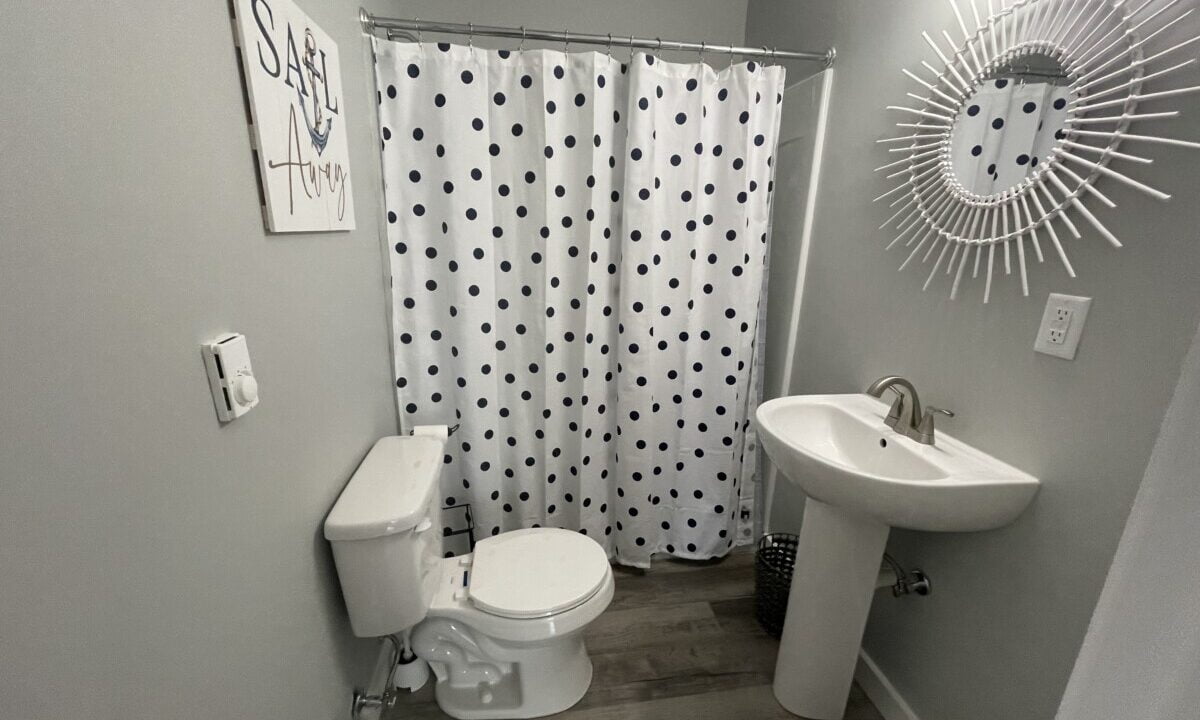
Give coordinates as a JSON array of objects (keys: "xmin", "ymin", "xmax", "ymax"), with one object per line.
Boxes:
[{"xmin": 324, "ymin": 436, "xmax": 445, "ymax": 637}]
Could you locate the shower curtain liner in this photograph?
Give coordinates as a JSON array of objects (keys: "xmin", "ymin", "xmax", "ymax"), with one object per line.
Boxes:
[{"xmin": 374, "ymin": 38, "xmax": 785, "ymax": 567}]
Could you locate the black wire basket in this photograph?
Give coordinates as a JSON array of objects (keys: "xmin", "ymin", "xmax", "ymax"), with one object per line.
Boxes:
[{"xmin": 754, "ymin": 533, "xmax": 799, "ymax": 638}]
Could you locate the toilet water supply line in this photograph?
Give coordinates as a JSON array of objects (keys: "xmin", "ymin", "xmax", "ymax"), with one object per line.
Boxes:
[{"xmin": 351, "ymin": 632, "xmax": 412, "ymax": 718}]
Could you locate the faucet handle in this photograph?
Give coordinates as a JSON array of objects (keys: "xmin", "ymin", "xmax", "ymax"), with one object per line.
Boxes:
[{"xmin": 915, "ymin": 406, "xmax": 954, "ymax": 444}]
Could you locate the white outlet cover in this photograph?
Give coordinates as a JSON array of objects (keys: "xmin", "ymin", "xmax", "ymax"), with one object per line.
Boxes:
[{"xmin": 1035, "ymin": 293, "xmax": 1092, "ymax": 360}]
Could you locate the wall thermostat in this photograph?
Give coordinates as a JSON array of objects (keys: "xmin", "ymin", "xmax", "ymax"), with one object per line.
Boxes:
[{"xmin": 201, "ymin": 333, "xmax": 260, "ymax": 421}]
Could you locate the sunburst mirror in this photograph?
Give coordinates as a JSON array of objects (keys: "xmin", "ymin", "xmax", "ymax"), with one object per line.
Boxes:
[{"xmin": 877, "ymin": 0, "xmax": 1199, "ymax": 301}]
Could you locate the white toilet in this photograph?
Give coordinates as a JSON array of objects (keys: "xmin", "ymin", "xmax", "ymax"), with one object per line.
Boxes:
[{"xmin": 324, "ymin": 436, "xmax": 614, "ymax": 719}]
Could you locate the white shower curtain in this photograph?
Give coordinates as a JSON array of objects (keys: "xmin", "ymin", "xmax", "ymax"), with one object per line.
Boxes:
[
  {"xmin": 950, "ymin": 78, "xmax": 1070, "ymax": 194},
  {"xmin": 374, "ymin": 39, "xmax": 785, "ymax": 567}
]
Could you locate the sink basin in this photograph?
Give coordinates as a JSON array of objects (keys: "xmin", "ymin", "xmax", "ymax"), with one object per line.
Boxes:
[
  {"xmin": 756, "ymin": 393, "xmax": 1039, "ymax": 532},
  {"xmin": 755, "ymin": 393, "xmax": 1039, "ymax": 720}
]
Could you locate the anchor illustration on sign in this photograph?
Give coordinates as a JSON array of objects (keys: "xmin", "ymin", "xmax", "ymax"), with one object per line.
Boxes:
[{"xmin": 299, "ymin": 28, "xmax": 332, "ymax": 154}]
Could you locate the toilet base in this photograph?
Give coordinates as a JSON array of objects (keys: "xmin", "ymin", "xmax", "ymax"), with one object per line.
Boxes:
[
  {"xmin": 420, "ymin": 622, "xmax": 594, "ymax": 720},
  {"xmin": 410, "ymin": 549, "xmax": 614, "ymax": 719}
]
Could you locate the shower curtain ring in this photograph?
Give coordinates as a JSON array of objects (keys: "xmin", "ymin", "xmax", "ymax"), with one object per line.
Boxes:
[
  {"xmin": 518, "ymin": 26, "xmax": 526, "ymax": 52},
  {"xmin": 563, "ymin": 29, "xmax": 570, "ymax": 52},
  {"xmin": 771, "ymin": 47, "xmax": 777, "ymax": 66},
  {"xmin": 728, "ymin": 41, "xmax": 735, "ymax": 68},
  {"xmin": 628, "ymin": 33, "xmax": 635, "ymax": 60},
  {"xmin": 467, "ymin": 22, "xmax": 474, "ymax": 52},
  {"xmin": 656, "ymin": 37, "xmax": 663, "ymax": 56},
  {"xmin": 414, "ymin": 17, "xmax": 422, "ymax": 44},
  {"xmin": 699, "ymin": 41, "xmax": 705, "ymax": 62},
  {"xmin": 607, "ymin": 33, "xmax": 613, "ymax": 57}
]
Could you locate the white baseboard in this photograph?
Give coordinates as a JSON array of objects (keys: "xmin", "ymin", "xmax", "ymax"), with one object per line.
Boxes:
[{"xmin": 855, "ymin": 649, "xmax": 920, "ymax": 720}]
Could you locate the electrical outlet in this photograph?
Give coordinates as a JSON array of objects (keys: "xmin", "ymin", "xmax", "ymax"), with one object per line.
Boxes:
[
  {"xmin": 1046, "ymin": 306, "xmax": 1073, "ymax": 345},
  {"xmin": 1035, "ymin": 294, "xmax": 1091, "ymax": 360}
]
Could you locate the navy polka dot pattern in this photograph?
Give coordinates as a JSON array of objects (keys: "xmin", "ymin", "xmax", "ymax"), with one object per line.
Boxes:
[
  {"xmin": 375, "ymin": 41, "xmax": 785, "ymax": 566},
  {"xmin": 950, "ymin": 80, "xmax": 1071, "ymax": 194}
]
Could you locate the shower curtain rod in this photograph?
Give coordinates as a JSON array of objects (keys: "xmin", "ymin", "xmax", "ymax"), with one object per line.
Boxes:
[{"xmin": 359, "ymin": 9, "xmax": 836, "ymax": 66}]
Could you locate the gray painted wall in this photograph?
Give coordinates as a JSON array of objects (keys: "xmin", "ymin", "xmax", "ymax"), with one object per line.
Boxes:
[
  {"xmin": 0, "ymin": 2, "xmax": 398, "ymax": 718},
  {"xmin": 746, "ymin": 1, "xmax": 1200, "ymax": 718},
  {"xmin": 375, "ymin": 0, "xmax": 748, "ymax": 65},
  {"xmin": 0, "ymin": 1, "xmax": 746, "ymax": 719},
  {"xmin": 1056, "ymin": 318, "xmax": 1200, "ymax": 719}
]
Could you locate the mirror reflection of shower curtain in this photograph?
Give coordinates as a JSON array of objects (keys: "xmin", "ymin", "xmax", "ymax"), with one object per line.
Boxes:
[{"xmin": 950, "ymin": 80, "xmax": 1071, "ymax": 194}]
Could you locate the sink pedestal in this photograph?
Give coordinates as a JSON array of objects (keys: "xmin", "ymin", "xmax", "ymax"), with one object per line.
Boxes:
[{"xmin": 773, "ymin": 499, "xmax": 889, "ymax": 720}]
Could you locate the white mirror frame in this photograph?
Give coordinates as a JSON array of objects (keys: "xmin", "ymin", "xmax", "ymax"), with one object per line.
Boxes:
[{"xmin": 877, "ymin": 0, "xmax": 1200, "ymax": 301}]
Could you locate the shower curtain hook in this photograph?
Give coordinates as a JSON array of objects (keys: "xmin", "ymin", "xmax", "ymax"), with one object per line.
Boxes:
[
  {"xmin": 698, "ymin": 41, "xmax": 705, "ymax": 63},
  {"xmin": 628, "ymin": 34, "xmax": 635, "ymax": 61},
  {"xmin": 414, "ymin": 17, "xmax": 422, "ymax": 45},
  {"xmin": 467, "ymin": 22, "xmax": 474, "ymax": 53},
  {"xmin": 518, "ymin": 26, "xmax": 526, "ymax": 52},
  {"xmin": 606, "ymin": 33, "xmax": 613, "ymax": 58},
  {"xmin": 656, "ymin": 37, "xmax": 663, "ymax": 58},
  {"xmin": 771, "ymin": 47, "xmax": 778, "ymax": 66},
  {"xmin": 728, "ymin": 41, "xmax": 735, "ymax": 68},
  {"xmin": 563, "ymin": 29, "xmax": 570, "ymax": 53}
]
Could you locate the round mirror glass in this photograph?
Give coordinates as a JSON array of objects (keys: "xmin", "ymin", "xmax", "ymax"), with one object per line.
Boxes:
[{"xmin": 949, "ymin": 53, "xmax": 1072, "ymax": 196}]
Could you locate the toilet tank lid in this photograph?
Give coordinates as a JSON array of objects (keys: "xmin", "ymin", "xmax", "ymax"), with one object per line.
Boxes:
[{"xmin": 324, "ymin": 436, "xmax": 445, "ymax": 542}]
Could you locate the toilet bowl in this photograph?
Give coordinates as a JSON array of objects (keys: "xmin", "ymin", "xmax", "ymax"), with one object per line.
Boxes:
[{"xmin": 324, "ymin": 436, "xmax": 613, "ymax": 720}]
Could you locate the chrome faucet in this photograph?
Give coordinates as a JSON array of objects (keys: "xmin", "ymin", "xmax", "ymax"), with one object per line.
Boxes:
[{"xmin": 864, "ymin": 375, "xmax": 954, "ymax": 445}]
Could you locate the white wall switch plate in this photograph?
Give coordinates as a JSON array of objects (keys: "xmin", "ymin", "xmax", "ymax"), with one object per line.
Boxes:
[
  {"xmin": 1035, "ymin": 293, "xmax": 1092, "ymax": 360},
  {"xmin": 201, "ymin": 333, "xmax": 260, "ymax": 422}
]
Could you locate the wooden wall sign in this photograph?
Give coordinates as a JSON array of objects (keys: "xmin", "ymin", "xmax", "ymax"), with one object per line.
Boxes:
[{"xmin": 233, "ymin": 0, "xmax": 355, "ymax": 232}]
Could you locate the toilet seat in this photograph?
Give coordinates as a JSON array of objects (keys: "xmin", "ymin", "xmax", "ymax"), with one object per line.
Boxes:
[{"xmin": 468, "ymin": 528, "xmax": 611, "ymax": 619}]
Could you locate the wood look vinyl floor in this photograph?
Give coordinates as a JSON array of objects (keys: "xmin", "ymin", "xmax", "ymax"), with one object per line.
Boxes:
[{"xmin": 384, "ymin": 548, "xmax": 884, "ymax": 720}]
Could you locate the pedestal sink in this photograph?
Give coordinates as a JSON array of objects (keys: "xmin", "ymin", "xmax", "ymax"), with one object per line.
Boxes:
[{"xmin": 755, "ymin": 393, "xmax": 1039, "ymax": 720}]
